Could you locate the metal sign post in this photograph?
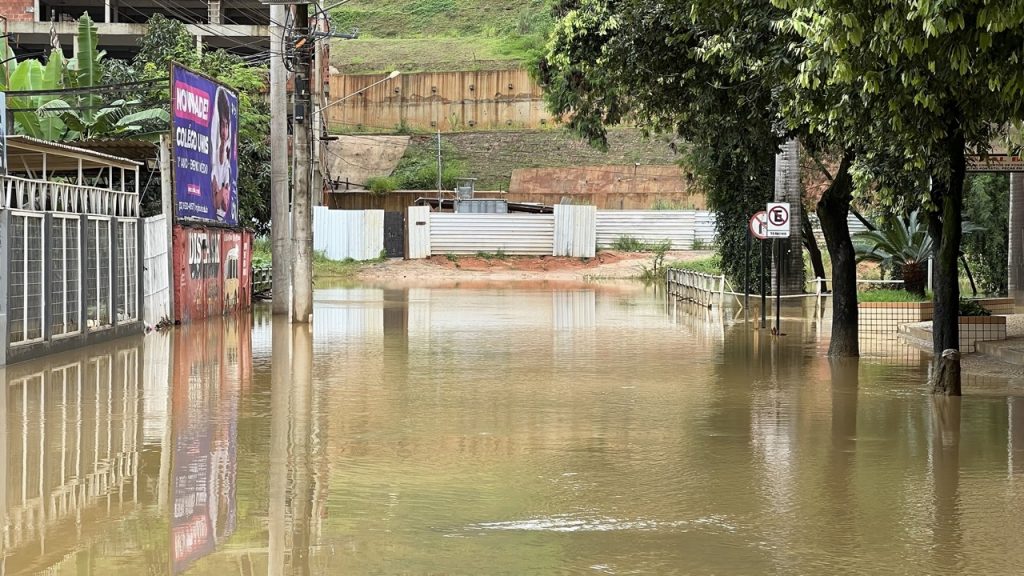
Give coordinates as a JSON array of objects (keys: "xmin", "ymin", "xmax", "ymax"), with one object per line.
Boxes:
[
  {"xmin": 747, "ymin": 211, "xmax": 769, "ymax": 323},
  {"xmin": 766, "ymin": 203, "xmax": 790, "ymax": 334}
]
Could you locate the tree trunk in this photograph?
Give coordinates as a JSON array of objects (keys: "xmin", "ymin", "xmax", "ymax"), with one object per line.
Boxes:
[
  {"xmin": 817, "ymin": 153, "xmax": 858, "ymax": 357},
  {"xmin": 802, "ymin": 210, "xmax": 828, "ymax": 292},
  {"xmin": 927, "ymin": 115, "xmax": 966, "ymax": 394},
  {"xmin": 931, "ymin": 349, "xmax": 962, "ymax": 395}
]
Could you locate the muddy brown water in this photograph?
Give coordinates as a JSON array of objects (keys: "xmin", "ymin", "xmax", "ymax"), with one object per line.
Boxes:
[{"xmin": 3, "ymin": 284, "xmax": 1024, "ymax": 575}]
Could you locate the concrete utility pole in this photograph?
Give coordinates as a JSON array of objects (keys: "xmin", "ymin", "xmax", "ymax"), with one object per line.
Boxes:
[
  {"xmin": 291, "ymin": 5, "xmax": 314, "ymax": 323},
  {"xmin": 270, "ymin": 4, "xmax": 291, "ymax": 316}
]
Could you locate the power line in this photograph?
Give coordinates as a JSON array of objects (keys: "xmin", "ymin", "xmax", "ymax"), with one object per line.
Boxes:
[{"xmin": 5, "ymin": 78, "xmax": 167, "ymax": 96}]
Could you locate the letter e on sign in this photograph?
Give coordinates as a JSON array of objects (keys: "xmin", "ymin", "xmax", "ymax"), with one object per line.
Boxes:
[{"xmin": 766, "ymin": 202, "xmax": 791, "ymax": 238}]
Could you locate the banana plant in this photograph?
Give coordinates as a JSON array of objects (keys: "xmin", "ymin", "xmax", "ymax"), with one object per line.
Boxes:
[
  {"xmin": 38, "ymin": 98, "xmax": 168, "ymax": 139},
  {"xmin": 3, "ymin": 14, "xmax": 168, "ymax": 141}
]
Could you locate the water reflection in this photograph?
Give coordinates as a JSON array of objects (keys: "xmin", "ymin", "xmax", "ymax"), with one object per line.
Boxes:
[{"xmin": 3, "ymin": 286, "xmax": 1024, "ymax": 574}]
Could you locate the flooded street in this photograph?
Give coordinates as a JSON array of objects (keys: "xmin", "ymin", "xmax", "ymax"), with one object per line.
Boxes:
[{"xmin": 4, "ymin": 284, "xmax": 1024, "ymax": 574}]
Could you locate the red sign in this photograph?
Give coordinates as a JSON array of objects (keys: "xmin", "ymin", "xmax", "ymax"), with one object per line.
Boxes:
[{"xmin": 749, "ymin": 211, "xmax": 768, "ymax": 240}]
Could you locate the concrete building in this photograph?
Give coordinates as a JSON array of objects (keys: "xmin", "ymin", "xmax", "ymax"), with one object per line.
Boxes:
[{"xmin": 2, "ymin": 0, "xmax": 269, "ymax": 58}]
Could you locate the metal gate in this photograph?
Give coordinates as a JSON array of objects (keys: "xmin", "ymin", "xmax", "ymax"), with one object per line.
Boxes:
[{"xmin": 384, "ymin": 211, "xmax": 405, "ymax": 258}]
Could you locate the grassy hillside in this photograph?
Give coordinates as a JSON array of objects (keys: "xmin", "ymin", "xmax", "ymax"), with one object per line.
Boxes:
[
  {"xmin": 400, "ymin": 128, "xmax": 683, "ymax": 190},
  {"xmin": 330, "ymin": 0, "xmax": 552, "ymax": 73}
]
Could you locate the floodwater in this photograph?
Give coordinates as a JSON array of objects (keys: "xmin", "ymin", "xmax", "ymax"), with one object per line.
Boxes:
[{"xmin": 4, "ymin": 284, "xmax": 1024, "ymax": 575}]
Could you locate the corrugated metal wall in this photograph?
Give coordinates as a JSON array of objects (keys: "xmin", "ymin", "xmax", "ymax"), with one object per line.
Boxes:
[
  {"xmin": 142, "ymin": 215, "xmax": 170, "ymax": 326},
  {"xmin": 312, "ymin": 207, "xmax": 385, "ymax": 261},
  {"xmin": 553, "ymin": 205, "xmax": 597, "ymax": 258},
  {"xmin": 407, "ymin": 206, "xmax": 431, "ymax": 259},
  {"xmin": 595, "ymin": 211, "xmax": 717, "ymax": 250},
  {"xmin": 172, "ymin": 226, "xmax": 253, "ymax": 324},
  {"xmin": 430, "ymin": 213, "xmax": 555, "ymax": 256}
]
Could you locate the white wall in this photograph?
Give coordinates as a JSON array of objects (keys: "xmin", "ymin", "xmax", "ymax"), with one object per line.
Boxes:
[
  {"xmin": 142, "ymin": 215, "xmax": 170, "ymax": 327},
  {"xmin": 313, "ymin": 207, "xmax": 385, "ymax": 261}
]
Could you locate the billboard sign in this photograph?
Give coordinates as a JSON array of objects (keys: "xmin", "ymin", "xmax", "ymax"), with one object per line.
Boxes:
[{"xmin": 172, "ymin": 65, "xmax": 239, "ymax": 226}]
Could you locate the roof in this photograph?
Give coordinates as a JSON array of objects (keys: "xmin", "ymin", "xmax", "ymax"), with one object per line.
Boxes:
[
  {"xmin": 73, "ymin": 139, "xmax": 159, "ymax": 163},
  {"xmin": 5, "ymin": 135, "xmax": 143, "ymax": 170}
]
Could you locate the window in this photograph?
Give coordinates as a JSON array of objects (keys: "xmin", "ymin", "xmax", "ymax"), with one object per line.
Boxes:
[
  {"xmin": 8, "ymin": 213, "xmax": 45, "ymax": 345},
  {"xmin": 117, "ymin": 220, "xmax": 138, "ymax": 323},
  {"xmin": 51, "ymin": 216, "xmax": 82, "ymax": 337},
  {"xmin": 86, "ymin": 218, "xmax": 112, "ymax": 329}
]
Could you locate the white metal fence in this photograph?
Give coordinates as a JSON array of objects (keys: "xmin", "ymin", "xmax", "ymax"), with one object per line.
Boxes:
[
  {"xmin": 553, "ymin": 205, "xmax": 597, "ymax": 258},
  {"xmin": 313, "ymin": 207, "xmax": 385, "ymax": 261},
  {"xmin": 430, "ymin": 213, "xmax": 556, "ymax": 256},
  {"xmin": 143, "ymin": 215, "xmax": 170, "ymax": 327},
  {"xmin": 596, "ymin": 210, "xmax": 716, "ymax": 250}
]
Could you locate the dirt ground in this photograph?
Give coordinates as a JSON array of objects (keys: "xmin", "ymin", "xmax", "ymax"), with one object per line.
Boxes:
[{"xmin": 354, "ymin": 250, "xmax": 711, "ymax": 288}]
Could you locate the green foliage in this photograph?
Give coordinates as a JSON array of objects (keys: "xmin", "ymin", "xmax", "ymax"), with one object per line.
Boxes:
[
  {"xmin": 854, "ymin": 210, "xmax": 933, "ymax": 295},
  {"xmin": 390, "ymin": 141, "xmax": 465, "ymax": 189},
  {"xmin": 313, "ymin": 250, "xmax": 364, "ymax": 278},
  {"xmin": 106, "ymin": 14, "xmax": 272, "ymax": 234},
  {"xmin": 327, "ymin": 0, "xmax": 553, "ymax": 72},
  {"xmin": 612, "ymin": 235, "xmax": 646, "ymax": 252},
  {"xmin": 668, "ymin": 255, "xmax": 722, "ymax": 275},
  {"xmin": 857, "ymin": 289, "xmax": 928, "ymax": 303},
  {"xmin": 445, "ymin": 253, "xmax": 459, "ymax": 263},
  {"xmin": 252, "ymin": 237, "xmax": 272, "ymax": 268},
  {"xmin": 651, "ymin": 199, "xmax": 692, "ymax": 211},
  {"xmin": 2, "ymin": 14, "xmax": 168, "ymax": 140},
  {"xmin": 638, "ymin": 240, "xmax": 672, "ymax": 282},
  {"xmin": 963, "ymin": 174, "xmax": 1009, "ymax": 295},
  {"xmin": 958, "ymin": 299, "xmax": 992, "ymax": 317},
  {"xmin": 367, "ymin": 176, "xmax": 398, "ymax": 195},
  {"xmin": 476, "ymin": 250, "xmax": 508, "ymax": 260}
]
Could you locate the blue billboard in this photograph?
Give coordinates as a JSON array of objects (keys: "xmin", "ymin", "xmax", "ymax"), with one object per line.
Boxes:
[{"xmin": 172, "ymin": 65, "xmax": 239, "ymax": 226}]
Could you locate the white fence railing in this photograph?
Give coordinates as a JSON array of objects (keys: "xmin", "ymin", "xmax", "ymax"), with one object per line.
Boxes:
[{"xmin": 0, "ymin": 175, "xmax": 140, "ymax": 218}]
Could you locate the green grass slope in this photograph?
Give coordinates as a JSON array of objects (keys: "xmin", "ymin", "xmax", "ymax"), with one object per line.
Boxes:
[{"xmin": 330, "ymin": 0, "xmax": 552, "ymax": 73}]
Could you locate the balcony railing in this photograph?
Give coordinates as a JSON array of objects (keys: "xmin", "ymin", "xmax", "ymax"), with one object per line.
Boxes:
[{"xmin": 0, "ymin": 175, "xmax": 140, "ymax": 218}]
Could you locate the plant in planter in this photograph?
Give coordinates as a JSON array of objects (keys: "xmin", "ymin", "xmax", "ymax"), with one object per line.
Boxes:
[
  {"xmin": 856, "ymin": 211, "xmax": 982, "ymax": 297},
  {"xmin": 854, "ymin": 210, "xmax": 932, "ymax": 297},
  {"xmin": 958, "ymin": 298, "xmax": 991, "ymax": 317}
]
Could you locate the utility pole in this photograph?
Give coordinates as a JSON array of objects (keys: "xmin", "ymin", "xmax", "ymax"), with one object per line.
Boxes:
[
  {"xmin": 270, "ymin": 4, "xmax": 290, "ymax": 316},
  {"xmin": 311, "ymin": 12, "xmax": 325, "ymax": 207},
  {"xmin": 436, "ymin": 128, "xmax": 442, "ymax": 198},
  {"xmin": 291, "ymin": 4, "xmax": 314, "ymax": 323}
]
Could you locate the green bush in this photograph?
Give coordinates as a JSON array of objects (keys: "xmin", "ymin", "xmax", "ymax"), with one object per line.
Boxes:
[
  {"xmin": 366, "ymin": 176, "xmax": 398, "ymax": 195},
  {"xmin": 857, "ymin": 289, "xmax": 928, "ymax": 303},
  {"xmin": 959, "ymin": 298, "xmax": 992, "ymax": 317},
  {"xmin": 963, "ymin": 173, "xmax": 1009, "ymax": 295},
  {"xmin": 668, "ymin": 255, "xmax": 722, "ymax": 275}
]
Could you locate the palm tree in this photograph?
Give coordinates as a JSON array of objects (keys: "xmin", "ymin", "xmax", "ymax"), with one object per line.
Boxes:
[{"xmin": 854, "ymin": 210, "xmax": 933, "ymax": 296}]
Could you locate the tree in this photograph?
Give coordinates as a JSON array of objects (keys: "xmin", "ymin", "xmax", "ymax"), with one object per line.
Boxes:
[
  {"xmin": 538, "ymin": 0, "xmax": 864, "ymax": 355},
  {"xmin": 963, "ymin": 173, "xmax": 1009, "ymax": 295},
  {"xmin": 778, "ymin": 0, "xmax": 1024, "ymax": 393}
]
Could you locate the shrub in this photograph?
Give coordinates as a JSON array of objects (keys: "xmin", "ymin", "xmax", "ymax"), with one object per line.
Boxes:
[
  {"xmin": 367, "ymin": 176, "xmax": 397, "ymax": 195},
  {"xmin": 959, "ymin": 298, "xmax": 991, "ymax": 317},
  {"xmin": 668, "ymin": 255, "xmax": 722, "ymax": 275}
]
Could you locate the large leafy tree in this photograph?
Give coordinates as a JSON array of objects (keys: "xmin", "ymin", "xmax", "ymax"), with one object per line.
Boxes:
[
  {"xmin": 778, "ymin": 0, "xmax": 1024, "ymax": 393},
  {"xmin": 538, "ymin": 0, "xmax": 866, "ymax": 356}
]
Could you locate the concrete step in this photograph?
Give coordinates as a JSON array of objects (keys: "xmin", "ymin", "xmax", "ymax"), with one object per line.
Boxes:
[{"xmin": 975, "ymin": 338, "xmax": 1024, "ymax": 365}]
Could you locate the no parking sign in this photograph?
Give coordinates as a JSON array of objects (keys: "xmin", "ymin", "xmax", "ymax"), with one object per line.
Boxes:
[{"xmin": 766, "ymin": 202, "xmax": 791, "ymax": 238}]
